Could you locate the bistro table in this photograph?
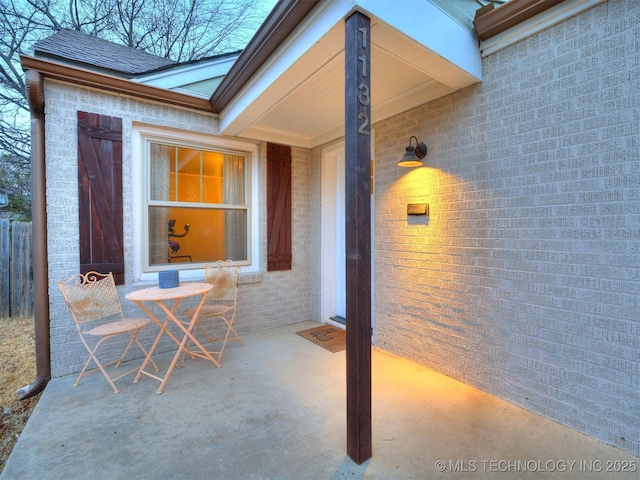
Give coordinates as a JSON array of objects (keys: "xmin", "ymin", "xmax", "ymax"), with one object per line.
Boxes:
[{"xmin": 126, "ymin": 282, "xmax": 218, "ymax": 394}]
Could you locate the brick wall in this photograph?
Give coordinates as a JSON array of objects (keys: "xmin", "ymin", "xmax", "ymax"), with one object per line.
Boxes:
[
  {"xmin": 44, "ymin": 82, "xmax": 312, "ymax": 377},
  {"xmin": 373, "ymin": 0, "xmax": 639, "ymax": 456}
]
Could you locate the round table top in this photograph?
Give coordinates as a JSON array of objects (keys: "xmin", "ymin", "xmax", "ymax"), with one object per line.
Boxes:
[{"xmin": 125, "ymin": 282, "xmax": 212, "ymax": 302}]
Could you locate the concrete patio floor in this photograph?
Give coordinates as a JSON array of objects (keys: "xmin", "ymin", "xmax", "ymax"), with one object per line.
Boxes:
[{"xmin": 2, "ymin": 320, "xmax": 637, "ymax": 480}]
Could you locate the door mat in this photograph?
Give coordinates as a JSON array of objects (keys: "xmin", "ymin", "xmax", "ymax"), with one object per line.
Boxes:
[{"xmin": 296, "ymin": 324, "xmax": 346, "ymax": 353}]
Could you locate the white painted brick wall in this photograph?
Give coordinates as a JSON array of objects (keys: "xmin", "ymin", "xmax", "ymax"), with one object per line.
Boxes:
[
  {"xmin": 44, "ymin": 82, "xmax": 312, "ymax": 378},
  {"xmin": 372, "ymin": 0, "xmax": 639, "ymax": 456}
]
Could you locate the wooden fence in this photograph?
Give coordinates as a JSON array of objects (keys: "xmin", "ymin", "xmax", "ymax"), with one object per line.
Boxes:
[{"xmin": 0, "ymin": 220, "xmax": 33, "ymax": 318}]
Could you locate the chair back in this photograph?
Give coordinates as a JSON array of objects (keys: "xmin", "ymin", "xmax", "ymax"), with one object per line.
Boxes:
[
  {"xmin": 58, "ymin": 271, "xmax": 123, "ymax": 324},
  {"xmin": 204, "ymin": 260, "xmax": 240, "ymax": 302}
]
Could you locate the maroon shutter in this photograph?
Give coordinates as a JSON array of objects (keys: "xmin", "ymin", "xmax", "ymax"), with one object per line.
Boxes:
[
  {"xmin": 77, "ymin": 111, "xmax": 125, "ymax": 284},
  {"xmin": 267, "ymin": 143, "xmax": 292, "ymax": 271}
]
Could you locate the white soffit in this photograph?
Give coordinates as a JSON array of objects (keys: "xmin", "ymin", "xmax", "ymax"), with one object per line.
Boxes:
[{"xmin": 220, "ymin": 0, "xmax": 482, "ymax": 148}]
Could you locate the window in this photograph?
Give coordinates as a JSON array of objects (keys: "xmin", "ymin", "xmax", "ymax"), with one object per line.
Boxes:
[{"xmin": 133, "ymin": 126, "xmax": 258, "ymax": 277}]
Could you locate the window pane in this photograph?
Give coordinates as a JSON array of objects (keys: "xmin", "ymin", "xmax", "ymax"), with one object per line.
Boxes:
[
  {"xmin": 224, "ymin": 154, "xmax": 246, "ymax": 205},
  {"xmin": 177, "ymin": 147, "xmax": 201, "ymax": 202},
  {"xmin": 149, "ymin": 143, "xmax": 175, "ymax": 201},
  {"xmin": 148, "ymin": 206, "xmax": 247, "ymax": 266},
  {"xmin": 202, "ymin": 150, "xmax": 223, "ymax": 204}
]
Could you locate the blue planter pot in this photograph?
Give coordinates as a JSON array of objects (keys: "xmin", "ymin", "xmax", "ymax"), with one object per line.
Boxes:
[{"xmin": 159, "ymin": 270, "xmax": 179, "ymax": 289}]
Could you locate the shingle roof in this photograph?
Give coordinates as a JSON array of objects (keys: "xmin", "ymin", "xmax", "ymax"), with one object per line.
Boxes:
[{"xmin": 33, "ymin": 30, "xmax": 176, "ymax": 77}]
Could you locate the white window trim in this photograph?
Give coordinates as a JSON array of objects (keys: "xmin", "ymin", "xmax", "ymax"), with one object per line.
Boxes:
[{"xmin": 131, "ymin": 124, "xmax": 261, "ymax": 282}]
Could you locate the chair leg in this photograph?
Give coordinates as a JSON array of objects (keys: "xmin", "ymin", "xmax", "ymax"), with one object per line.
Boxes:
[
  {"xmin": 76, "ymin": 336, "xmax": 120, "ymax": 393},
  {"xmin": 115, "ymin": 334, "xmax": 138, "ymax": 368},
  {"xmin": 76, "ymin": 330, "xmax": 159, "ymax": 393},
  {"xmin": 120, "ymin": 328, "xmax": 159, "ymax": 372},
  {"xmin": 194, "ymin": 318, "xmax": 242, "ymax": 346},
  {"xmin": 197, "ymin": 319, "xmax": 222, "ymax": 345},
  {"xmin": 213, "ymin": 317, "xmax": 244, "ymax": 363},
  {"xmin": 229, "ymin": 325, "xmax": 245, "ymax": 346}
]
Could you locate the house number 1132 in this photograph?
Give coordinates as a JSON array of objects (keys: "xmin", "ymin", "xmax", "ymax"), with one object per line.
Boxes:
[{"xmin": 357, "ymin": 25, "xmax": 370, "ymax": 136}]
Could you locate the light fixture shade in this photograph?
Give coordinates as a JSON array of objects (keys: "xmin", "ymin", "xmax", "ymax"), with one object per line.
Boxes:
[
  {"xmin": 398, "ymin": 146, "xmax": 422, "ymax": 167},
  {"xmin": 398, "ymin": 136, "xmax": 427, "ymax": 167}
]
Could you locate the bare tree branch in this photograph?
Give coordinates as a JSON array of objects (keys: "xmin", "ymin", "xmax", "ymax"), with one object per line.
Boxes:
[{"xmin": 0, "ymin": 0, "xmax": 274, "ymax": 218}]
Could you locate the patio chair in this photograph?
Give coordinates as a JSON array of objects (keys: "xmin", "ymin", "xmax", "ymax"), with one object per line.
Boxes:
[
  {"xmin": 58, "ymin": 271, "xmax": 158, "ymax": 394},
  {"xmin": 182, "ymin": 260, "xmax": 244, "ymax": 363}
]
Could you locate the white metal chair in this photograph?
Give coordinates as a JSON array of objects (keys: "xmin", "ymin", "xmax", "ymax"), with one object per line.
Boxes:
[
  {"xmin": 58, "ymin": 271, "xmax": 158, "ymax": 393},
  {"xmin": 182, "ymin": 260, "xmax": 244, "ymax": 364}
]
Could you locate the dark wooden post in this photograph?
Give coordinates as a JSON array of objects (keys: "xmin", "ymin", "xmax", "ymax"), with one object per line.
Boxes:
[{"xmin": 344, "ymin": 11, "xmax": 372, "ymax": 465}]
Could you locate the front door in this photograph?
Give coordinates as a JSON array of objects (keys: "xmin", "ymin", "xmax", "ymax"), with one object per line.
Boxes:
[
  {"xmin": 322, "ymin": 144, "xmax": 346, "ymax": 324},
  {"xmin": 322, "ymin": 143, "xmax": 374, "ymax": 331}
]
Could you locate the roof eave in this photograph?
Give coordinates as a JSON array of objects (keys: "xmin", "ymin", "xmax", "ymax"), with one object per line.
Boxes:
[
  {"xmin": 474, "ymin": 0, "xmax": 564, "ymax": 41},
  {"xmin": 20, "ymin": 55, "xmax": 213, "ymax": 112}
]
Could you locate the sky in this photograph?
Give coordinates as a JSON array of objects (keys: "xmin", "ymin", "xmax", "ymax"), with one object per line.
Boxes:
[{"xmin": 259, "ymin": 0, "xmax": 279, "ymax": 11}]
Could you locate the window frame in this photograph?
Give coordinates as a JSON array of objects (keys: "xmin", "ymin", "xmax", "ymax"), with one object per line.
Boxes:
[{"xmin": 132, "ymin": 124, "xmax": 260, "ymax": 281}]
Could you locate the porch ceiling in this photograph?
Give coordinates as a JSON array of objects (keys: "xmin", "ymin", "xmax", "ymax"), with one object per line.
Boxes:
[{"xmin": 216, "ymin": 0, "xmax": 482, "ymax": 149}]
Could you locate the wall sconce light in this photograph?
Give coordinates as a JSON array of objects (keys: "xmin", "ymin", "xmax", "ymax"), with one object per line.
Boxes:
[{"xmin": 398, "ymin": 136, "xmax": 427, "ymax": 167}]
